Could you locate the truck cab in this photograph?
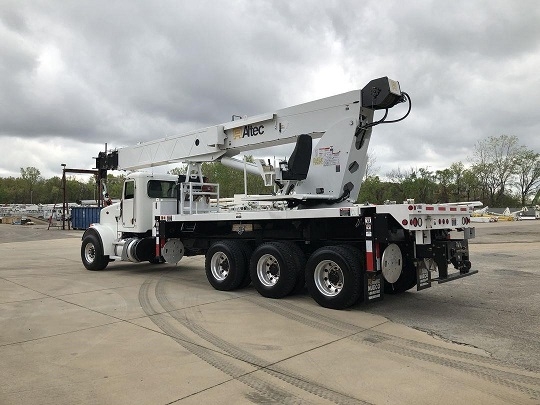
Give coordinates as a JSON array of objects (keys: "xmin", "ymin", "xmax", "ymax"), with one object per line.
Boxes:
[
  {"xmin": 115, "ymin": 172, "xmax": 178, "ymax": 234},
  {"xmin": 82, "ymin": 172, "xmax": 179, "ymax": 270}
]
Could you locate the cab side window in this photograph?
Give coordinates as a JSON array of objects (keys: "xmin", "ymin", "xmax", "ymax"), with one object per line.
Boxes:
[
  {"xmin": 124, "ymin": 181, "xmax": 135, "ymax": 199},
  {"xmin": 147, "ymin": 180, "xmax": 176, "ymax": 198}
]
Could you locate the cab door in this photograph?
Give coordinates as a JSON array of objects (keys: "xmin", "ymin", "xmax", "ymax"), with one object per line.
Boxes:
[{"xmin": 121, "ymin": 180, "xmax": 135, "ymax": 228}]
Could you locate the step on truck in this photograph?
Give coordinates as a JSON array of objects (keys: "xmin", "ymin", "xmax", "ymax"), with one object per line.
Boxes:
[{"xmin": 81, "ymin": 77, "xmax": 477, "ymax": 309}]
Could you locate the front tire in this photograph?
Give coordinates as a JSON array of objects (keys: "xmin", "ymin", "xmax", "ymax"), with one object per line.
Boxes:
[
  {"xmin": 205, "ymin": 240, "xmax": 246, "ymax": 291},
  {"xmin": 81, "ymin": 234, "xmax": 109, "ymax": 271},
  {"xmin": 305, "ymin": 245, "xmax": 363, "ymax": 309}
]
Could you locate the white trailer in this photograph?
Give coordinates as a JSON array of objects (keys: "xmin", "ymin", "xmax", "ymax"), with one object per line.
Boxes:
[{"xmin": 82, "ymin": 77, "xmax": 477, "ymax": 309}]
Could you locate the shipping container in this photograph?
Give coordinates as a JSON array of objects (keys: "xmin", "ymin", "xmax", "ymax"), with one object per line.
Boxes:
[{"xmin": 71, "ymin": 207, "xmax": 101, "ymax": 230}]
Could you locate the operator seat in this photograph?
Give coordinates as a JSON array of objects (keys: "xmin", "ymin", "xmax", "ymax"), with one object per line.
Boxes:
[{"xmin": 281, "ymin": 134, "xmax": 312, "ymax": 181}]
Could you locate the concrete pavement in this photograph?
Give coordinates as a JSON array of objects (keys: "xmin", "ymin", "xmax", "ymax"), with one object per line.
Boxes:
[{"xmin": 1, "ymin": 224, "xmax": 539, "ymax": 404}]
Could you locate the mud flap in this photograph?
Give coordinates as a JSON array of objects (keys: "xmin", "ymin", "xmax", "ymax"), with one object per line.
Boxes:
[
  {"xmin": 416, "ymin": 261, "xmax": 432, "ymax": 291},
  {"xmin": 364, "ymin": 272, "xmax": 383, "ymax": 303}
]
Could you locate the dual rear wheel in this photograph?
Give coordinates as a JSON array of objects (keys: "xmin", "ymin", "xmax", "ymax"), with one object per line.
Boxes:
[
  {"xmin": 204, "ymin": 240, "xmax": 304, "ymax": 297},
  {"xmin": 205, "ymin": 240, "xmax": 365, "ymax": 310},
  {"xmin": 305, "ymin": 245, "xmax": 364, "ymax": 309},
  {"xmin": 249, "ymin": 241, "xmax": 305, "ymax": 298},
  {"xmin": 205, "ymin": 240, "xmax": 247, "ymax": 291}
]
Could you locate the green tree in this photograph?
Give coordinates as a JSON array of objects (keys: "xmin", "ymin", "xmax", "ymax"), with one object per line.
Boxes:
[
  {"xmin": 449, "ymin": 162, "xmax": 465, "ymax": 200},
  {"xmin": 64, "ymin": 177, "xmax": 90, "ymax": 204},
  {"xmin": 20, "ymin": 167, "xmax": 42, "ymax": 203},
  {"xmin": 385, "ymin": 167, "xmax": 408, "ymax": 202},
  {"xmin": 435, "ymin": 162, "xmax": 467, "ymax": 203},
  {"xmin": 435, "ymin": 168, "xmax": 453, "ymax": 202},
  {"xmin": 471, "ymin": 135, "xmax": 521, "ymax": 206},
  {"xmin": 513, "ymin": 148, "xmax": 540, "ymax": 206},
  {"xmin": 43, "ymin": 177, "xmax": 62, "ymax": 203},
  {"xmin": 105, "ymin": 174, "xmax": 126, "ymax": 199},
  {"xmin": 357, "ymin": 176, "xmax": 385, "ymax": 204},
  {"xmin": 3, "ymin": 176, "xmax": 25, "ymax": 203},
  {"xmin": 386, "ymin": 167, "xmax": 437, "ymax": 203},
  {"xmin": 412, "ymin": 168, "xmax": 437, "ymax": 203},
  {"xmin": 461, "ymin": 169, "xmax": 483, "ymax": 203}
]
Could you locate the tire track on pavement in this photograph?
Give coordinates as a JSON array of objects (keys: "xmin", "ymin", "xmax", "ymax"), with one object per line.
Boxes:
[
  {"xmin": 243, "ymin": 295, "xmax": 540, "ymax": 400},
  {"xmin": 154, "ymin": 277, "xmax": 370, "ymax": 405},
  {"xmin": 138, "ymin": 278, "xmax": 307, "ymax": 405}
]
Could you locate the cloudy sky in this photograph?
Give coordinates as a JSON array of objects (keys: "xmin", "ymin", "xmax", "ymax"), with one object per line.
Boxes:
[{"xmin": 1, "ymin": 0, "xmax": 539, "ymax": 180}]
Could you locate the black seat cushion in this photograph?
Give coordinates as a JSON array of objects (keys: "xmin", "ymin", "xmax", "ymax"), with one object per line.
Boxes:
[{"xmin": 282, "ymin": 134, "xmax": 312, "ymax": 181}]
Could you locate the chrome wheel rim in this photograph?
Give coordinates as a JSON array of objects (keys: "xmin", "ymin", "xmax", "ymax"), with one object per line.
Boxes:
[
  {"xmin": 210, "ymin": 252, "xmax": 229, "ymax": 281},
  {"xmin": 84, "ymin": 242, "xmax": 96, "ymax": 264},
  {"xmin": 314, "ymin": 260, "xmax": 343, "ymax": 297},
  {"xmin": 257, "ymin": 254, "xmax": 280, "ymax": 287}
]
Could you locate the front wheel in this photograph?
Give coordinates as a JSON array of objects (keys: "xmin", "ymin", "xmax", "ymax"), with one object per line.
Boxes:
[
  {"xmin": 81, "ymin": 233, "xmax": 109, "ymax": 271},
  {"xmin": 305, "ymin": 245, "xmax": 363, "ymax": 309}
]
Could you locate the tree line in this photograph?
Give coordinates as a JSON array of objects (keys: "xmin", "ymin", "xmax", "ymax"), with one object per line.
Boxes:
[
  {"xmin": 0, "ymin": 169, "xmax": 125, "ymax": 205},
  {"xmin": 358, "ymin": 135, "xmax": 540, "ymax": 207},
  {"xmin": 1, "ymin": 135, "xmax": 539, "ymax": 207}
]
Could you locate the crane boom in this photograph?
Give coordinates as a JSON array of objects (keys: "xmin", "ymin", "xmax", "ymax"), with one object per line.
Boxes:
[
  {"xmin": 97, "ymin": 77, "xmax": 406, "ymax": 203},
  {"xmin": 111, "ymin": 89, "xmax": 364, "ymax": 170}
]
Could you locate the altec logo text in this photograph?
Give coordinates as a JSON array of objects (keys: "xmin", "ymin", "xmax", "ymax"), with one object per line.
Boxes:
[{"xmin": 233, "ymin": 125, "xmax": 265, "ymax": 140}]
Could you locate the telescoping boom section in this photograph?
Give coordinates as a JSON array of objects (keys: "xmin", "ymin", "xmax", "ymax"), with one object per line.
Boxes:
[{"xmin": 83, "ymin": 77, "xmax": 477, "ymax": 310}]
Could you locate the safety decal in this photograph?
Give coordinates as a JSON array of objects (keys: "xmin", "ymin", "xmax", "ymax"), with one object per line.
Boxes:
[{"xmin": 313, "ymin": 146, "xmax": 340, "ymax": 166}]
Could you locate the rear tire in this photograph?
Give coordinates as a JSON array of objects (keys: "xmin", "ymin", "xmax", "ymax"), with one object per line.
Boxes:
[
  {"xmin": 288, "ymin": 242, "xmax": 307, "ymax": 294},
  {"xmin": 250, "ymin": 242, "xmax": 298, "ymax": 298},
  {"xmin": 238, "ymin": 242, "xmax": 253, "ymax": 289},
  {"xmin": 81, "ymin": 234, "xmax": 109, "ymax": 271},
  {"xmin": 305, "ymin": 245, "xmax": 363, "ymax": 309},
  {"xmin": 205, "ymin": 240, "xmax": 246, "ymax": 291}
]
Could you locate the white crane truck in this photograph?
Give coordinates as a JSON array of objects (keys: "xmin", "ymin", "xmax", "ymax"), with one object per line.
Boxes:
[{"xmin": 82, "ymin": 77, "xmax": 476, "ymax": 309}]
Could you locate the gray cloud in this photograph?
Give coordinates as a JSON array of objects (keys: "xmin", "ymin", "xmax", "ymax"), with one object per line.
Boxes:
[{"xmin": 0, "ymin": 0, "xmax": 539, "ymax": 179}]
